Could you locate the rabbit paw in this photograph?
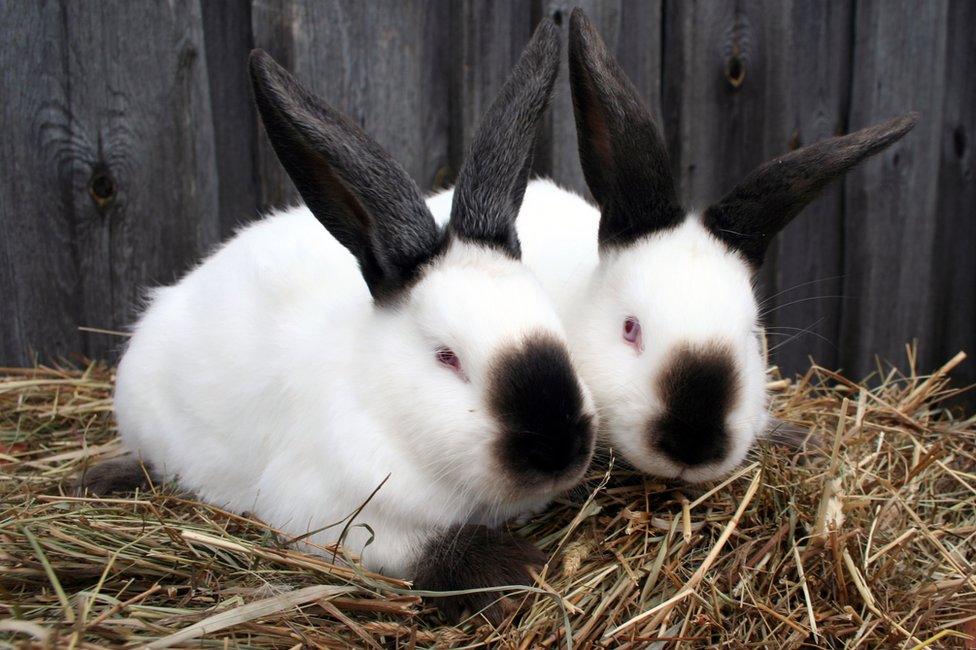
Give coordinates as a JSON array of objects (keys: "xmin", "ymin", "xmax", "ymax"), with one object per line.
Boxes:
[
  {"xmin": 413, "ymin": 524, "xmax": 545, "ymax": 625},
  {"xmin": 73, "ymin": 457, "xmax": 156, "ymax": 496}
]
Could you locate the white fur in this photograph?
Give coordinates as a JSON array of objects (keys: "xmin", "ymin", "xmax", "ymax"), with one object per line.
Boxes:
[
  {"xmin": 429, "ymin": 179, "xmax": 769, "ymax": 482},
  {"xmin": 115, "ymin": 204, "xmax": 592, "ymax": 577}
]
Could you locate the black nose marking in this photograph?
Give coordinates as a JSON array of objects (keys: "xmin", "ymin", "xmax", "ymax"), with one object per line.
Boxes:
[
  {"xmin": 652, "ymin": 344, "xmax": 738, "ymax": 467},
  {"xmin": 489, "ymin": 334, "xmax": 594, "ymax": 479}
]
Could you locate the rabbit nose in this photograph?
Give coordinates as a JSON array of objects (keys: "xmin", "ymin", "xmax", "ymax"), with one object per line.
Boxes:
[
  {"xmin": 651, "ymin": 343, "xmax": 738, "ymax": 467},
  {"xmin": 657, "ymin": 425, "xmax": 726, "ymax": 466},
  {"xmin": 488, "ymin": 333, "xmax": 595, "ymax": 479},
  {"xmin": 523, "ymin": 411, "xmax": 594, "ymax": 473}
]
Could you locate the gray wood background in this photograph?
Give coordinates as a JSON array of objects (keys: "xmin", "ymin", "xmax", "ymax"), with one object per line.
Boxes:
[{"xmin": 2, "ymin": 0, "xmax": 973, "ymax": 393}]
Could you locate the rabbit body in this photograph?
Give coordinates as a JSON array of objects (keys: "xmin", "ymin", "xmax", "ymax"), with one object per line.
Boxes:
[{"xmin": 116, "ymin": 206, "xmax": 564, "ymax": 576}]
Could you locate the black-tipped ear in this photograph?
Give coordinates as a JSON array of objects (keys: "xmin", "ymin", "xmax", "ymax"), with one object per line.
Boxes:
[
  {"xmin": 705, "ymin": 112, "xmax": 919, "ymax": 267},
  {"xmin": 568, "ymin": 8, "xmax": 682, "ymax": 250},
  {"xmin": 447, "ymin": 18, "xmax": 561, "ymax": 258},
  {"xmin": 249, "ymin": 49, "xmax": 440, "ymax": 302}
]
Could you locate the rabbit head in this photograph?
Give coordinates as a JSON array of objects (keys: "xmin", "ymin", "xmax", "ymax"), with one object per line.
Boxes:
[
  {"xmin": 565, "ymin": 9, "xmax": 916, "ymax": 482},
  {"xmin": 249, "ymin": 19, "xmax": 596, "ymax": 508}
]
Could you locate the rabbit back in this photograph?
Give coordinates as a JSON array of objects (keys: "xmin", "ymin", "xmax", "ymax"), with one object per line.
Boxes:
[
  {"xmin": 116, "ymin": 208, "xmax": 389, "ymax": 529},
  {"xmin": 427, "ymin": 178, "xmax": 600, "ymax": 318}
]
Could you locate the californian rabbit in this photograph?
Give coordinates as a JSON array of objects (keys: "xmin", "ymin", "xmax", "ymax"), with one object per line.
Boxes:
[
  {"xmin": 79, "ymin": 19, "xmax": 595, "ymax": 622},
  {"xmin": 430, "ymin": 9, "xmax": 916, "ymax": 483}
]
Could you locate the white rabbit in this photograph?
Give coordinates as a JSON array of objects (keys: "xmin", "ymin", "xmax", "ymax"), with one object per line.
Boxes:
[
  {"xmin": 78, "ymin": 19, "xmax": 596, "ymax": 622},
  {"xmin": 430, "ymin": 8, "xmax": 917, "ymax": 484}
]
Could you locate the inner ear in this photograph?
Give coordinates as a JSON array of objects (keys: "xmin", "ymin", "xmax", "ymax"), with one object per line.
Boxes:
[
  {"xmin": 312, "ymin": 157, "xmax": 373, "ymax": 253},
  {"xmin": 577, "ymin": 73, "xmax": 615, "ymax": 190},
  {"xmin": 290, "ymin": 136, "xmax": 393, "ymax": 288},
  {"xmin": 568, "ymin": 8, "xmax": 683, "ymax": 251},
  {"xmin": 249, "ymin": 49, "xmax": 441, "ymax": 303}
]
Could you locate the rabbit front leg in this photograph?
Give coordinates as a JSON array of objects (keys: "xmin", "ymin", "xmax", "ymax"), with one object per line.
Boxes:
[{"xmin": 412, "ymin": 524, "xmax": 545, "ymax": 624}]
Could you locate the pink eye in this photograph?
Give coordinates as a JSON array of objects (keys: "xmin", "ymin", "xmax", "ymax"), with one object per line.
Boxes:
[
  {"xmin": 436, "ymin": 346, "xmax": 467, "ymax": 380},
  {"xmin": 623, "ymin": 316, "xmax": 643, "ymax": 352}
]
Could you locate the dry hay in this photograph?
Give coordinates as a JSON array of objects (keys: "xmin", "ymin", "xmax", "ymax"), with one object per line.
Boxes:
[{"xmin": 1, "ymin": 348, "xmax": 975, "ymax": 648}]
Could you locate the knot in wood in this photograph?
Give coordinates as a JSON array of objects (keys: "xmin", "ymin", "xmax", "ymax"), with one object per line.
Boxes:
[
  {"xmin": 725, "ymin": 54, "xmax": 745, "ymax": 88},
  {"xmin": 88, "ymin": 166, "xmax": 116, "ymax": 208}
]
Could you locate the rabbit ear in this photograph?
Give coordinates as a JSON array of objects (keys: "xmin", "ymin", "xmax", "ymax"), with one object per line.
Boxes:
[
  {"xmin": 249, "ymin": 49, "xmax": 441, "ymax": 303},
  {"xmin": 705, "ymin": 112, "xmax": 919, "ymax": 267},
  {"xmin": 568, "ymin": 8, "xmax": 682, "ymax": 250},
  {"xmin": 447, "ymin": 18, "xmax": 561, "ymax": 258}
]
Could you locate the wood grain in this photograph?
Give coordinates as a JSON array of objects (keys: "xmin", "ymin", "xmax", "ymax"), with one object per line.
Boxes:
[
  {"xmin": 663, "ymin": 0, "xmax": 853, "ymax": 376},
  {"xmin": 202, "ymin": 0, "xmax": 260, "ymax": 236},
  {"xmin": 0, "ymin": 0, "xmax": 80, "ymax": 365},
  {"xmin": 449, "ymin": 0, "xmax": 533, "ymax": 186},
  {"xmin": 0, "ymin": 0, "xmax": 219, "ymax": 363},
  {"xmin": 537, "ymin": 0, "xmax": 662, "ymax": 194},
  {"xmin": 250, "ymin": 0, "xmax": 451, "ymax": 211},
  {"xmin": 930, "ymin": 0, "xmax": 976, "ymax": 394},
  {"xmin": 840, "ymin": 0, "xmax": 949, "ymax": 379}
]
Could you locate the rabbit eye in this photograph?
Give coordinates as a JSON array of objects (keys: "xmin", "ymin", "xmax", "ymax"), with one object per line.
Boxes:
[
  {"xmin": 436, "ymin": 346, "xmax": 467, "ymax": 380},
  {"xmin": 623, "ymin": 316, "xmax": 643, "ymax": 352}
]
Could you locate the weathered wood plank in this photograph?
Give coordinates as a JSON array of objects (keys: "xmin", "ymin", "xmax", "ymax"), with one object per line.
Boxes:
[
  {"xmin": 0, "ymin": 0, "xmax": 79, "ymax": 365},
  {"xmin": 840, "ymin": 0, "xmax": 949, "ymax": 379},
  {"xmin": 763, "ymin": 1, "xmax": 853, "ymax": 377},
  {"xmin": 537, "ymin": 0, "xmax": 661, "ymax": 194},
  {"xmin": 250, "ymin": 0, "xmax": 452, "ymax": 212},
  {"xmin": 248, "ymin": 0, "xmax": 296, "ymax": 210},
  {"xmin": 930, "ymin": 0, "xmax": 976, "ymax": 395},
  {"xmin": 0, "ymin": 0, "xmax": 219, "ymax": 364},
  {"xmin": 662, "ymin": 0, "xmax": 853, "ymax": 376},
  {"xmin": 202, "ymin": 0, "xmax": 261, "ymax": 236},
  {"xmin": 449, "ymin": 0, "xmax": 533, "ymax": 186}
]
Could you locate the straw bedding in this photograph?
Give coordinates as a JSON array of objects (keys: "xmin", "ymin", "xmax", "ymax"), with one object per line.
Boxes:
[{"xmin": 1, "ymin": 349, "xmax": 974, "ymax": 648}]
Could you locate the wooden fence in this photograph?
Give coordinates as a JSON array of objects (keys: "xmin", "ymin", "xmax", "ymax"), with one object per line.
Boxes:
[{"xmin": 2, "ymin": 0, "xmax": 973, "ymax": 392}]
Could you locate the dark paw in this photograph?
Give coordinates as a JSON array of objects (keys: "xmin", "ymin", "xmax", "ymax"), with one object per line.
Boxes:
[
  {"xmin": 73, "ymin": 457, "xmax": 155, "ymax": 496},
  {"xmin": 413, "ymin": 525, "xmax": 546, "ymax": 625}
]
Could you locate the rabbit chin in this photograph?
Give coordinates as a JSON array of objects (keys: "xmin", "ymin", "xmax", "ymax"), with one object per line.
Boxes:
[{"xmin": 602, "ymin": 414, "xmax": 761, "ymax": 484}]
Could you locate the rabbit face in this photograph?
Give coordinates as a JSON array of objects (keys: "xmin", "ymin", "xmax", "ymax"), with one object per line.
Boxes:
[
  {"xmin": 375, "ymin": 239, "xmax": 596, "ymax": 504},
  {"xmin": 571, "ymin": 218, "xmax": 766, "ymax": 481}
]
